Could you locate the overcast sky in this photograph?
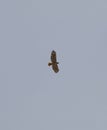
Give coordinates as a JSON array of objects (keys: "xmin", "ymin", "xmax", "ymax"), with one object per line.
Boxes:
[{"xmin": 0, "ymin": 0, "xmax": 107, "ymax": 130}]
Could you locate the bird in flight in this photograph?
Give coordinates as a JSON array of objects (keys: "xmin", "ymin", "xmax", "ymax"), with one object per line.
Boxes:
[{"xmin": 48, "ymin": 50, "xmax": 59, "ymax": 73}]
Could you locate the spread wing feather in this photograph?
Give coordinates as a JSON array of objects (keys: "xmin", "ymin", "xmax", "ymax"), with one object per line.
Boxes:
[
  {"xmin": 51, "ymin": 50, "xmax": 57, "ymax": 62},
  {"xmin": 52, "ymin": 63, "xmax": 59, "ymax": 73}
]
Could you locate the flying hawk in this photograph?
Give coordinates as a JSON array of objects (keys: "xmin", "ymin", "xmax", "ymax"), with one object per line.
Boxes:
[{"xmin": 48, "ymin": 50, "xmax": 59, "ymax": 73}]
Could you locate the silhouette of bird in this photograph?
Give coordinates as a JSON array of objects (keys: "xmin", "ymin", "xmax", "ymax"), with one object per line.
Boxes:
[{"xmin": 48, "ymin": 50, "xmax": 59, "ymax": 73}]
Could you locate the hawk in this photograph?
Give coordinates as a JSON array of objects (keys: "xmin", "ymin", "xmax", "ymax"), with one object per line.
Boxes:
[{"xmin": 48, "ymin": 50, "xmax": 59, "ymax": 73}]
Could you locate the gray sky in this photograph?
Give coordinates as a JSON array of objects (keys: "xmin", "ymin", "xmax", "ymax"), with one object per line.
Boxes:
[{"xmin": 0, "ymin": 0, "xmax": 107, "ymax": 130}]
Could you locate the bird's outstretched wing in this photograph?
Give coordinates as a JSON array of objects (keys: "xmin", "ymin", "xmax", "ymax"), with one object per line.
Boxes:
[
  {"xmin": 52, "ymin": 63, "xmax": 59, "ymax": 73},
  {"xmin": 51, "ymin": 50, "xmax": 57, "ymax": 63}
]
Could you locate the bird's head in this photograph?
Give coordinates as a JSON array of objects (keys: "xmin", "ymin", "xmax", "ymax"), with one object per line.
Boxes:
[{"xmin": 48, "ymin": 62, "xmax": 52, "ymax": 66}]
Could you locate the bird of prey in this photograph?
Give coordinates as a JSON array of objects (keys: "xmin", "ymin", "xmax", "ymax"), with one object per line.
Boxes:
[{"xmin": 48, "ymin": 50, "xmax": 59, "ymax": 73}]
